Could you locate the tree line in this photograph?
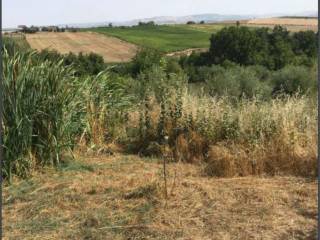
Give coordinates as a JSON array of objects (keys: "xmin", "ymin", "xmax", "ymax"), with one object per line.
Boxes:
[{"xmin": 182, "ymin": 25, "xmax": 318, "ymax": 70}]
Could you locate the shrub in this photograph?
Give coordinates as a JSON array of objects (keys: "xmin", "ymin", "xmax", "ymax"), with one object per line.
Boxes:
[
  {"xmin": 36, "ymin": 50, "xmax": 106, "ymax": 76},
  {"xmin": 271, "ymin": 65, "xmax": 317, "ymax": 96},
  {"xmin": 203, "ymin": 65, "xmax": 272, "ymax": 99},
  {"xmin": 66, "ymin": 52, "xmax": 106, "ymax": 76},
  {"xmin": 130, "ymin": 48, "xmax": 163, "ymax": 76},
  {"xmin": 203, "ymin": 65, "xmax": 240, "ymax": 97},
  {"xmin": 165, "ymin": 57, "xmax": 184, "ymax": 75}
]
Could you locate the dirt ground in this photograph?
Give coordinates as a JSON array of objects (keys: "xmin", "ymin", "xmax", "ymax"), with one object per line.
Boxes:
[
  {"xmin": 166, "ymin": 48, "xmax": 208, "ymax": 57},
  {"xmin": 247, "ymin": 18, "xmax": 318, "ymax": 32},
  {"xmin": 3, "ymin": 154, "xmax": 317, "ymax": 240},
  {"xmin": 26, "ymin": 32, "xmax": 138, "ymax": 63}
]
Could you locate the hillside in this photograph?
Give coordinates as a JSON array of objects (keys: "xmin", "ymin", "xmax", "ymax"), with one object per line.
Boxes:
[
  {"xmin": 87, "ymin": 24, "xmax": 222, "ymax": 52},
  {"xmin": 62, "ymin": 13, "xmax": 255, "ymax": 28},
  {"xmin": 25, "ymin": 32, "xmax": 138, "ymax": 63},
  {"xmin": 60, "ymin": 11, "xmax": 317, "ymax": 28}
]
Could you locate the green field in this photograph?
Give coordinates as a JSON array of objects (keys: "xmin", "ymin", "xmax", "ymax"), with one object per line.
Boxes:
[{"xmin": 87, "ymin": 24, "xmax": 225, "ymax": 52}]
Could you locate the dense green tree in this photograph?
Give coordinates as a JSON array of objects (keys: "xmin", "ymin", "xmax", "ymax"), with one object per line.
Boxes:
[
  {"xmin": 209, "ymin": 26, "xmax": 269, "ymax": 66},
  {"xmin": 292, "ymin": 30, "xmax": 318, "ymax": 57},
  {"xmin": 267, "ymin": 26, "xmax": 295, "ymax": 69},
  {"xmin": 138, "ymin": 21, "xmax": 156, "ymax": 27},
  {"xmin": 130, "ymin": 48, "xmax": 163, "ymax": 76},
  {"xmin": 204, "ymin": 25, "xmax": 316, "ymax": 70}
]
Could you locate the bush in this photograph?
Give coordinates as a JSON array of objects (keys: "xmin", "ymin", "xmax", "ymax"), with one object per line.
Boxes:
[
  {"xmin": 165, "ymin": 57, "xmax": 184, "ymax": 75},
  {"xmin": 202, "ymin": 65, "xmax": 272, "ymax": 99},
  {"xmin": 74, "ymin": 52, "xmax": 106, "ymax": 76},
  {"xmin": 245, "ymin": 65, "xmax": 271, "ymax": 82},
  {"xmin": 271, "ymin": 65, "xmax": 317, "ymax": 96},
  {"xmin": 130, "ymin": 48, "xmax": 163, "ymax": 76},
  {"xmin": 37, "ymin": 50, "xmax": 106, "ymax": 76}
]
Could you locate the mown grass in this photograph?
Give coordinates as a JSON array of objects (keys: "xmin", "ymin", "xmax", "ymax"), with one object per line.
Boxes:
[
  {"xmin": 87, "ymin": 24, "xmax": 223, "ymax": 52},
  {"xmin": 3, "ymin": 155, "xmax": 317, "ymax": 239}
]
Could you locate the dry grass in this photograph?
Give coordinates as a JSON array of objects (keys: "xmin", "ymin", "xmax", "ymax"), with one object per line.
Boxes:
[
  {"xmin": 26, "ymin": 32, "xmax": 138, "ymax": 63},
  {"xmin": 248, "ymin": 18, "xmax": 318, "ymax": 26},
  {"xmin": 3, "ymin": 154, "xmax": 317, "ymax": 240},
  {"xmin": 247, "ymin": 18, "xmax": 318, "ymax": 32},
  {"xmin": 166, "ymin": 48, "xmax": 208, "ymax": 57},
  {"xmin": 125, "ymin": 94, "xmax": 317, "ymax": 177}
]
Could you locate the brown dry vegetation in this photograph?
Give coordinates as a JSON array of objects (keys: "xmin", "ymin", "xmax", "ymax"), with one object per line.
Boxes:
[
  {"xmin": 119, "ymin": 95, "xmax": 317, "ymax": 178},
  {"xmin": 26, "ymin": 32, "xmax": 138, "ymax": 63},
  {"xmin": 3, "ymin": 154, "xmax": 317, "ymax": 240},
  {"xmin": 247, "ymin": 18, "xmax": 318, "ymax": 32}
]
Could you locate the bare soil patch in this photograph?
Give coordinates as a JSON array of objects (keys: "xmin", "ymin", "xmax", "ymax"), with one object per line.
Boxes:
[
  {"xmin": 26, "ymin": 32, "xmax": 138, "ymax": 63},
  {"xmin": 166, "ymin": 48, "xmax": 208, "ymax": 57}
]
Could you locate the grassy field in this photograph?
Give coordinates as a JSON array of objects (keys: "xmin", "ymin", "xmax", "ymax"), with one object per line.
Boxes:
[
  {"xmin": 3, "ymin": 154, "xmax": 317, "ymax": 240},
  {"xmin": 87, "ymin": 25, "xmax": 224, "ymax": 52},
  {"xmin": 87, "ymin": 20, "xmax": 318, "ymax": 53}
]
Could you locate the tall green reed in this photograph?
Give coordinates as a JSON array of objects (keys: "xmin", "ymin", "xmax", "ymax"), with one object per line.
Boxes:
[{"xmin": 2, "ymin": 48, "xmax": 79, "ymax": 180}]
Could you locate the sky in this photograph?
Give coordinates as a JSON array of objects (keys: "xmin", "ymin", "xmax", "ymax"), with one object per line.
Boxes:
[{"xmin": 3, "ymin": 0, "xmax": 318, "ymax": 28}]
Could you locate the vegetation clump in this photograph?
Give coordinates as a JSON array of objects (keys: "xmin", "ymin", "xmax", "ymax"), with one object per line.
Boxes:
[{"xmin": 3, "ymin": 24, "xmax": 317, "ymax": 180}]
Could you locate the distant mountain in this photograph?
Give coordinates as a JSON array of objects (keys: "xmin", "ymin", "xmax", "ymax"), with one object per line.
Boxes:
[
  {"xmin": 60, "ymin": 12, "xmax": 318, "ymax": 28},
  {"xmin": 291, "ymin": 11, "xmax": 318, "ymax": 17},
  {"xmin": 260, "ymin": 11, "xmax": 318, "ymax": 18},
  {"xmin": 60, "ymin": 13, "xmax": 256, "ymax": 28},
  {"xmin": 123, "ymin": 13, "xmax": 256, "ymax": 25}
]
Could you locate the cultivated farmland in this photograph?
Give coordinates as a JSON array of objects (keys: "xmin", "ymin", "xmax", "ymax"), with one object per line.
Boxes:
[
  {"xmin": 88, "ymin": 25, "xmax": 222, "ymax": 52},
  {"xmin": 26, "ymin": 32, "xmax": 138, "ymax": 62},
  {"xmin": 246, "ymin": 17, "xmax": 318, "ymax": 32}
]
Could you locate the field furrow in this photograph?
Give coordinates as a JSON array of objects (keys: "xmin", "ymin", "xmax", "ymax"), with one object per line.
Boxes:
[{"xmin": 26, "ymin": 32, "xmax": 138, "ymax": 63}]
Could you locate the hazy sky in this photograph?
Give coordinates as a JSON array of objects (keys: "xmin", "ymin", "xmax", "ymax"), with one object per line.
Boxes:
[{"xmin": 3, "ymin": 0, "xmax": 318, "ymax": 28}]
